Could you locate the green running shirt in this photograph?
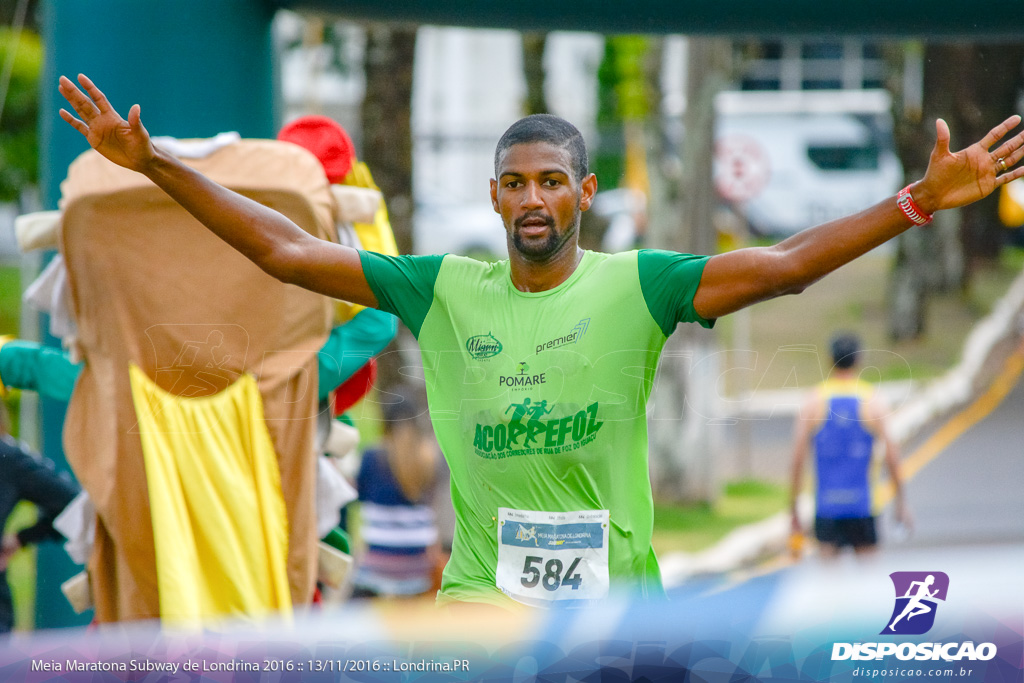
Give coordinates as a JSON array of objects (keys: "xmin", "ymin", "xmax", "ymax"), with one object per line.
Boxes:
[{"xmin": 360, "ymin": 249, "xmax": 713, "ymax": 608}]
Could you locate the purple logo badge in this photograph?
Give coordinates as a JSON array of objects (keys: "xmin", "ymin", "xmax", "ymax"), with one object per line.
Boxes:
[{"xmin": 880, "ymin": 572, "xmax": 949, "ymax": 635}]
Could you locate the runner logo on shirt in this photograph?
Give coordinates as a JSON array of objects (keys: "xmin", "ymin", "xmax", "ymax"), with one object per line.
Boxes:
[
  {"xmin": 473, "ymin": 399, "xmax": 603, "ymax": 458},
  {"xmin": 466, "ymin": 332, "xmax": 503, "ymax": 359}
]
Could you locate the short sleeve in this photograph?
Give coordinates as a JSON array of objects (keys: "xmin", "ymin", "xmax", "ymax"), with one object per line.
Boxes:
[
  {"xmin": 637, "ymin": 249, "xmax": 715, "ymax": 337},
  {"xmin": 358, "ymin": 251, "xmax": 445, "ymax": 338}
]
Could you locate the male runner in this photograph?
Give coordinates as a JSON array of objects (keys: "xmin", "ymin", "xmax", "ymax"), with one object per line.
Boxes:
[
  {"xmin": 58, "ymin": 73, "xmax": 1023, "ymax": 608},
  {"xmin": 789, "ymin": 333, "xmax": 908, "ymax": 558}
]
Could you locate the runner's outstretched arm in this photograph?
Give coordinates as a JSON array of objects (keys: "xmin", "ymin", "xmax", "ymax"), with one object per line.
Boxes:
[
  {"xmin": 58, "ymin": 74, "xmax": 378, "ymax": 307},
  {"xmin": 694, "ymin": 115, "xmax": 1024, "ymax": 320}
]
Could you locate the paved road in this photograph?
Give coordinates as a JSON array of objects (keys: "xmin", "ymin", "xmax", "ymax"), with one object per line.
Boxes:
[{"xmin": 898, "ymin": 351, "xmax": 1024, "ymax": 548}]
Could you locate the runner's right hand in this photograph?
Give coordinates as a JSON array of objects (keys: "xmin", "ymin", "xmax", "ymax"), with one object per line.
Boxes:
[{"xmin": 58, "ymin": 74, "xmax": 157, "ymax": 173}]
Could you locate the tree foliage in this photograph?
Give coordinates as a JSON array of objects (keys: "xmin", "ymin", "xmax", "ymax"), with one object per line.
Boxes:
[
  {"xmin": 0, "ymin": 28, "xmax": 42, "ymax": 202},
  {"xmin": 594, "ymin": 35, "xmax": 651, "ymax": 188}
]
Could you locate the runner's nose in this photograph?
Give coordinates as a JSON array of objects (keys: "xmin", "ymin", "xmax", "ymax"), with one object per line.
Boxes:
[{"xmin": 521, "ymin": 181, "xmax": 543, "ymax": 209}]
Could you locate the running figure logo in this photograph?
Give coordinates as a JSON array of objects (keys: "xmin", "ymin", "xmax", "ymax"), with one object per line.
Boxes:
[
  {"xmin": 505, "ymin": 398, "xmax": 553, "ymax": 447},
  {"xmin": 880, "ymin": 571, "xmax": 949, "ymax": 635},
  {"xmin": 515, "ymin": 524, "xmax": 539, "ymax": 546}
]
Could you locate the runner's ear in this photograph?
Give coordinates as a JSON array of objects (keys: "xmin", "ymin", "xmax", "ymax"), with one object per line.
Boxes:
[
  {"xmin": 579, "ymin": 174, "xmax": 597, "ymax": 212},
  {"xmin": 490, "ymin": 178, "xmax": 500, "ymax": 213}
]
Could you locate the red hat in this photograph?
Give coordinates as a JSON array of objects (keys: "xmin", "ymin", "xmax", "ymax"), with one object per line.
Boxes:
[{"xmin": 277, "ymin": 115, "xmax": 356, "ymax": 184}]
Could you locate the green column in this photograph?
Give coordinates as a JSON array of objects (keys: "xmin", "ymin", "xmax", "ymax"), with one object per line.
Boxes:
[{"xmin": 36, "ymin": 0, "xmax": 277, "ymax": 629}]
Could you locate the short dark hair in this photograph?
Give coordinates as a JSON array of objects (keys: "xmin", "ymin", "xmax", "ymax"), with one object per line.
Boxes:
[
  {"xmin": 830, "ymin": 332, "xmax": 861, "ymax": 370},
  {"xmin": 494, "ymin": 114, "xmax": 589, "ymax": 183}
]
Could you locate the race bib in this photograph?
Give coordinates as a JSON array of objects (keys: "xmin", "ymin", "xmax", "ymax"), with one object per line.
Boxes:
[{"xmin": 495, "ymin": 508, "xmax": 610, "ymax": 607}]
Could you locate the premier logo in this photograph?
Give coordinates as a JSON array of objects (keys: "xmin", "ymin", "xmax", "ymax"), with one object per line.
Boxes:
[
  {"xmin": 536, "ymin": 318, "xmax": 590, "ymax": 355},
  {"xmin": 830, "ymin": 571, "xmax": 996, "ymax": 663}
]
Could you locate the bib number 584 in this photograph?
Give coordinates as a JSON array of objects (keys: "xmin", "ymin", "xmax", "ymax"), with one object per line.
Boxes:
[{"xmin": 521, "ymin": 555, "xmax": 583, "ymax": 591}]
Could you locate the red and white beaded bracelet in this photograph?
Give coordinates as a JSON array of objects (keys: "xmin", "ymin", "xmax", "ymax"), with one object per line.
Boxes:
[{"xmin": 896, "ymin": 185, "xmax": 933, "ymax": 226}]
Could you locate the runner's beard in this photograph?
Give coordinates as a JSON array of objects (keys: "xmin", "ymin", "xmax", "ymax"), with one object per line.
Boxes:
[{"xmin": 511, "ymin": 206, "xmax": 581, "ymax": 262}]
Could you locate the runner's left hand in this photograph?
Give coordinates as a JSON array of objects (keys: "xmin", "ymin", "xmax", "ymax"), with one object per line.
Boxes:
[{"xmin": 912, "ymin": 115, "xmax": 1024, "ymax": 214}]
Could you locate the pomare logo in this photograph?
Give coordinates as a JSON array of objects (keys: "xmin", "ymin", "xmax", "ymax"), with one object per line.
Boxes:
[{"xmin": 466, "ymin": 333, "xmax": 502, "ymax": 359}]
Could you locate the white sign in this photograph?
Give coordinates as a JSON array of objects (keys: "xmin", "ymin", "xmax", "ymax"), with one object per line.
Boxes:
[{"xmin": 714, "ymin": 134, "xmax": 771, "ymax": 203}]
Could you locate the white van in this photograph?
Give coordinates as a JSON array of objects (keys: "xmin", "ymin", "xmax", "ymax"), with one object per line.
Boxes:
[{"xmin": 714, "ymin": 89, "xmax": 903, "ymax": 237}]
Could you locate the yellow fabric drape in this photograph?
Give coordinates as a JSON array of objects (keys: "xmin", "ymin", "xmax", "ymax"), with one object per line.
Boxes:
[
  {"xmin": 334, "ymin": 161, "xmax": 400, "ymax": 322},
  {"xmin": 343, "ymin": 161, "xmax": 400, "ymax": 257},
  {"xmin": 128, "ymin": 365, "xmax": 292, "ymax": 627}
]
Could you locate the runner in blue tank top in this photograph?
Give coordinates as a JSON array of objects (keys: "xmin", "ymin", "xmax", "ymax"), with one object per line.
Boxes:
[{"xmin": 790, "ymin": 333, "xmax": 910, "ymax": 558}]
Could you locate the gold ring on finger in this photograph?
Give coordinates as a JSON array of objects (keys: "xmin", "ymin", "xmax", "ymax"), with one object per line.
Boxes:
[{"xmin": 997, "ymin": 157, "xmax": 1008, "ymax": 173}]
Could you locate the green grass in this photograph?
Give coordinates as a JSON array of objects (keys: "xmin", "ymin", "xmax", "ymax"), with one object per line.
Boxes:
[
  {"xmin": 651, "ymin": 479, "xmax": 788, "ymax": 555},
  {"xmin": 2, "ymin": 392, "xmax": 20, "ymax": 444},
  {"xmin": 4, "ymin": 504, "xmax": 37, "ymax": 631},
  {"xmin": 0, "ymin": 265, "xmax": 32, "ymax": 629},
  {"xmin": 1001, "ymin": 245, "xmax": 1024, "ymax": 271},
  {"xmin": 1, "ymin": 264, "xmax": 21, "ymax": 436},
  {"xmin": 0, "ymin": 265, "xmax": 20, "ymax": 336}
]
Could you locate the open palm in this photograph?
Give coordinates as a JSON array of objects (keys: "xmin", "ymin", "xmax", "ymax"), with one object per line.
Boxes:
[
  {"xmin": 58, "ymin": 74, "xmax": 155, "ymax": 172},
  {"xmin": 923, "ymin": 115, "xmax": 1024, "ymax": 212}
]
